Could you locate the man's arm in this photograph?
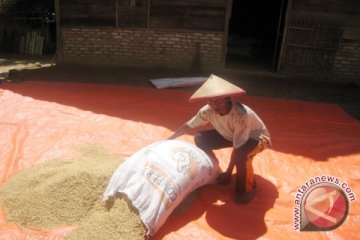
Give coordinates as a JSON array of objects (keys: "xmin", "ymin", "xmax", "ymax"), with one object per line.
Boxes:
[
  {"xmin": 168, "ymin": 107, "xmax": 207, "ymax": 140},
  {"xmin": 167, "ymin": 123, "xmax": 191, "ymax": 140}
]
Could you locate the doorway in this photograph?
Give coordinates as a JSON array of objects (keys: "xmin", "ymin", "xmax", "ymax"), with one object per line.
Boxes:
[
  {"xmin": 0, "ymin": 0, "xmax": 56, "ymax": 56},
  {"xmin": 226, "ymin": 0, "xmax": 284, "ymax": 71}
]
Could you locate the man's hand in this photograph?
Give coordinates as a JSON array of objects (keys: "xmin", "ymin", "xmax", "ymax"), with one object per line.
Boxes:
[{"xmin": 167, "ymin": 123, "xmax": 190, "ymax": 140}]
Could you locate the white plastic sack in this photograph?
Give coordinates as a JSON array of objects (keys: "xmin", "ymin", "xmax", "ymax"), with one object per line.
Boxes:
[{"xmin": 103, "ymin": 140, "xmax": 220, "ymax": 236}]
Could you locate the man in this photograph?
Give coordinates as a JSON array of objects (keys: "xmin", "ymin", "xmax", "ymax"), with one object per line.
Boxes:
[{"xmin": 168, "ymin": 74, "xmax": 271, "ymax": 204}]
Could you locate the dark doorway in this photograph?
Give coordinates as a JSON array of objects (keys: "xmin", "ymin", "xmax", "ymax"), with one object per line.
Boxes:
[
  {"xmin": 226, "ymin": 0, "xmax": 284, "ymax": 71},
  {"xmin": 0, "ymin": 0, "xmax": 56, "ymax": 56}
]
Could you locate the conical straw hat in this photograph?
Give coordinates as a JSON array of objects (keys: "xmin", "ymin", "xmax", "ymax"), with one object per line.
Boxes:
[{"xmin": 188, "ymin": 74, "xmax": 246, "ymax": 102}]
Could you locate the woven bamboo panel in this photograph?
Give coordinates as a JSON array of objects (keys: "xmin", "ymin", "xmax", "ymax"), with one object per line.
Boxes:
[{"xmin": 279, "ymin": 17, "xmax": 342, "ymax": 80}]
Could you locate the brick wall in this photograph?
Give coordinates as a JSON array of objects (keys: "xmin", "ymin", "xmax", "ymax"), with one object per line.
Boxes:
[
  {"xmin": 60, "ymin": 27, "xmax": 224, "ymax": 69},
  {"xmin": 332, "ymin": 39, "xmax": 360, "ymax": 84}
]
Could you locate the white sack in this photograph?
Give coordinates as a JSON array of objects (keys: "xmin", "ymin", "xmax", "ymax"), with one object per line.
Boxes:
[{"xmin": 103, "ymin": 140, "xmax": 220, "ymax": 236}]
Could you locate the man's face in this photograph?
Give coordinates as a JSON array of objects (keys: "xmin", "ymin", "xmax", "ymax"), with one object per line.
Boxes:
[{"xmin": 207, "ymin": 97, "xmax": 232, "ymax": 115}]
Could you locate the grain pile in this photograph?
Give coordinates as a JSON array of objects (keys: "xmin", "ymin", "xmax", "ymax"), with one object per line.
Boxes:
[{"xmin": 0, "ymin": 144, "xmax": 146, "ymax": 240}]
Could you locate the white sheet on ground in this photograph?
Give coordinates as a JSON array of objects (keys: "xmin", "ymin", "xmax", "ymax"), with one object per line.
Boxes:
[{"xmin": 150, "ymin": 77, "xmax": 207, "ymax": 89}]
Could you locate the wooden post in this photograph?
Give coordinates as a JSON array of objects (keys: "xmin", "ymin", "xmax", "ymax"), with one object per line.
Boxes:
[
  {"xmin": 115, "ymin": 0, "xmax": 119, "ymax": 27},
  {"xmin": 222, "ymin": 0, "xmax": 233, "ymax": 67},
  {"xmin": 272, "ymin": 0, "xmax": 287, "ymax": 72},
  {"xmin": 147, "ymin": 0, "xmax": 150, "ymax": 28},
  {"xmin": 276, "ymin": 0, "xmax": 293, "ymax": 73},
  {"xmin": 54, "ymin": 0, "xmax": 62, "ymax": 61}
]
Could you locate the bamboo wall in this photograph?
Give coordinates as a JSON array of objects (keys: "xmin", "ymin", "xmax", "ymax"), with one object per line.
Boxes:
[{"xmin": 278, "ymin": 0, "xmax": 360, "ymax": 83}]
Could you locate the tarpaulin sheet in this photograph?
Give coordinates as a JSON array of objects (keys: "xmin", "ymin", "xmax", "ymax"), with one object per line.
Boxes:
[{"xmin": 0, "ymin": 81, "xmax": 359, "ymax": 240}]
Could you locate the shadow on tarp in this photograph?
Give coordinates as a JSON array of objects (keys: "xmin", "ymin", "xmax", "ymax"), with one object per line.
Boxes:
[
  {"xmin": 2, "ymin": 81, "xmax": 359, "ymax": 161},
  {"xmin": 155, "ymin": 175, "xmax": 278, "ymax": 239},
  {"xmin": 1, "ymin": 81, "xmax": 197, "ymax": 130}
]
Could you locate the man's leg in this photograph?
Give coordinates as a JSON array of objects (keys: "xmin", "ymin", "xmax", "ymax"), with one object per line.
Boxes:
[
  {"xmin": 194, "ymin": 130, "xmax": 232, "ymax": 163},
  {"xmin": 232, "ymin": 139, "xmax": 262, "ymax": 204}
]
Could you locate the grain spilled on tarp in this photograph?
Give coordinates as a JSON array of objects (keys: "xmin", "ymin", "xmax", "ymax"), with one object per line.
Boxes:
[{"xmin": 0, "ymin": 144, "xmax": 146, "ymax": 240}]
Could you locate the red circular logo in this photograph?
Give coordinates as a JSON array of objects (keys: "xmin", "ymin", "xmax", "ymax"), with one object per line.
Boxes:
[{"xmin": 303, "ymin": 184, "xmax": 348, "ymax": 229}]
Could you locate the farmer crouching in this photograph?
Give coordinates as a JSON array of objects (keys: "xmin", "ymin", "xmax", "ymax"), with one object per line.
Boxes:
[{"xmin": 168, "ymin": 74, "xmax": 271, "ymax": 204}]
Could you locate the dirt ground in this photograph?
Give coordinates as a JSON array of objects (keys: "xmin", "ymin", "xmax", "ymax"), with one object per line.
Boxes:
[{"xmin": 1, "ymin": 54, "xmax": 359, "ymax": 120}]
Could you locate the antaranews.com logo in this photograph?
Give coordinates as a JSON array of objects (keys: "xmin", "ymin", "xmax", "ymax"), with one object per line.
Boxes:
[{"xmin": 293, "ymin": 175, "xmax": 356, "ymax": 231}]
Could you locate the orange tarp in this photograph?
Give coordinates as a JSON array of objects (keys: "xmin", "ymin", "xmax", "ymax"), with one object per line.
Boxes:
[{"xmin": 0, "ymin": 81, "xmax": 359, "ymax": 239}]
